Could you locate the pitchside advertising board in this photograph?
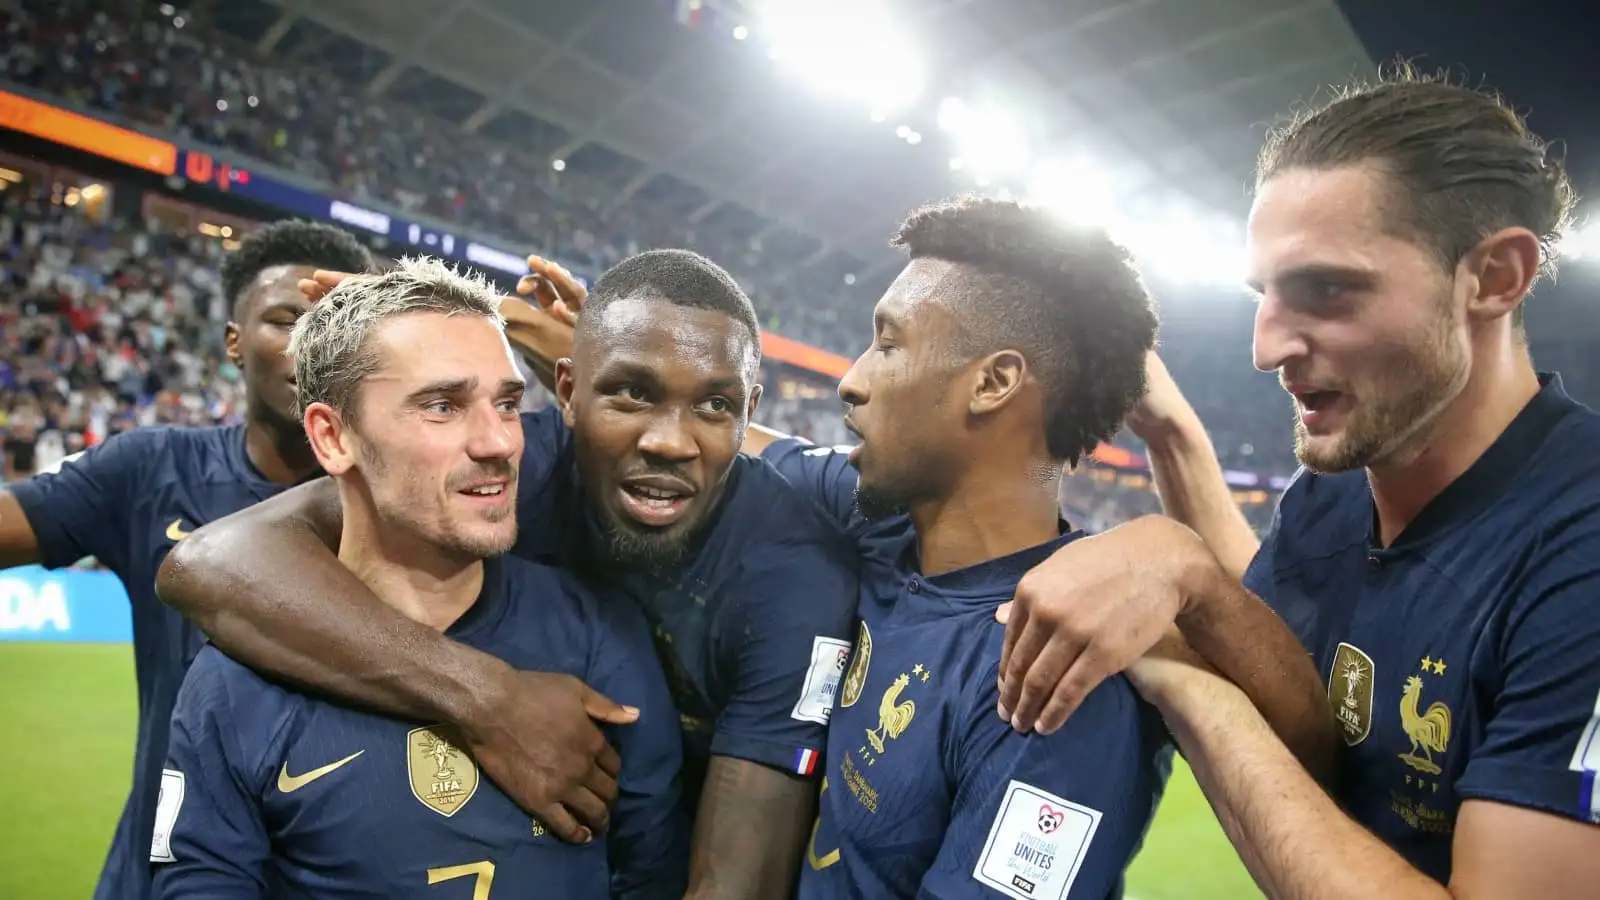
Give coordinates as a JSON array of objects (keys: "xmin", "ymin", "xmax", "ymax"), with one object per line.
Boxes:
[{"xmin": 0, "ymin": 565, "xmax": 131, "ymax": 643}]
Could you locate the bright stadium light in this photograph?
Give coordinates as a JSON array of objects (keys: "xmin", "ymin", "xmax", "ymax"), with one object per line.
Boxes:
[
  {"xmin": 1560, "ymin": 224, "xmax": 1600, "ymax": 261},
  {"xmin": 938, "ymin": 99, "xmax": 1030, "ymax": 180},
  {"xmin": 760, "ymin": 0, "xmax": 926, "ymax": 114},
  {"xmin": 1024, "ymin": 158, "xmax": 1117, "ymax": 227}
]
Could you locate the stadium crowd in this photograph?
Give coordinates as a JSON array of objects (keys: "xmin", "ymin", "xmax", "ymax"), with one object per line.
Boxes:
[{"xmin": 0, "ymin": 0, "xmax": 1309, "ymax": 476}]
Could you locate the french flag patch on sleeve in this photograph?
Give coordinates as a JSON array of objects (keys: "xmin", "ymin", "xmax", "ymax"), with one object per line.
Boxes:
[{"xmin": 793, "ymin": 747, "xmax": 819, "ymax": 776}]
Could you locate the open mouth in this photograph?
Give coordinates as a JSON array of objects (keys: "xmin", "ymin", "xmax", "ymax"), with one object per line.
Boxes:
[
  {"xmin": 1292, "ymin": 390, "xmax": 1345, "ymax": 429},
  {"xmin": 458, "ymin": 481, "xmax": 511, "ymax": 505},
  {"xmin": 618, "ymin": 476, "xmax": 695, "ymax": 528}
]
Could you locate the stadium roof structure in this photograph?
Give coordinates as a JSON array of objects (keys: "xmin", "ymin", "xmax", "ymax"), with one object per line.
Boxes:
[{"xmin": 220, "ymin": 0, "xmax": 1373, "ymax": 279}]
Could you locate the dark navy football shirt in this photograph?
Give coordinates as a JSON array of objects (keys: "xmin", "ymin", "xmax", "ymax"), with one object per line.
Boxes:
[
  {"xmin": 765, "ymin": 440, "xmax": 1173, "ymax": 900},
  {"xmin": 1245, "ymin": 373, "xmax": 1600, "ymax": 883},
  {"xmin": 150, "ymin": 555, "xmax": 688, "ymax": 899},
  {"xmin": 511, "ymin": 409, "xmax": 860, "ymax": 804},
  {"xmin": 8, "ymin": 424, "xmax": 312, "ymax": 900}
]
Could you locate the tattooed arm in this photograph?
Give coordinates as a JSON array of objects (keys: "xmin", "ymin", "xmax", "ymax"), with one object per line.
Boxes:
[{"xmin": 687, "ymin": 757, "xmax": 814, "ymax": 899}]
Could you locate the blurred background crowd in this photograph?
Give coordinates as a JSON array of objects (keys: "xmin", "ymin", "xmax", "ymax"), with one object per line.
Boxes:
[{"xmin": 4, "ymin": 0, "xmax": 1599, "ymax": 540}]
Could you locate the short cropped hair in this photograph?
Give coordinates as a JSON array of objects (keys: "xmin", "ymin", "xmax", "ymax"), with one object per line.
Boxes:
[
  {"xmin": 894, "ymin": 196, "xmax": 1157, "ymax": 467},
  {"xmin": 221, "ymin": 219, "xmax": 372, "ymax": 318},
  {"xmin": 577, "ymin": 249, "xmax": 762, "ymax": 354},
  {"xmin": 1259, "ymin": 65, "xmax": 1577, "ymax": 316},
  {"xmin": 289, "ymin": 256, "xmax": 505, "ymax": 420}
]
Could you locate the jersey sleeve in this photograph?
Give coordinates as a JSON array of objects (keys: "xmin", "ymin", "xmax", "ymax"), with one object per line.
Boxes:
[
  {"xmin": 6, "ymin": 428, "xmax": 160, "ymax": 571},
  {"xmin": 917, "ymin": 660, "xmax": 1169, "ymax": 900},
  {"xmin": 585, "ymin": 586, "xmax": 691, "ymax": 899},
  {"xmin": 1454, "ymin": 523, "xmax": 1600, "ymax": 824},
  {"xmin": 710, "ymin": 521, "xmax": 859, "ymax": 777},
  {"xmin": 760, "ymin": 438, "xmax": 859, "ymax": 532},
  {"xmin": 149, "ymin": 648, "xmax": 273, "ymax": 899}
]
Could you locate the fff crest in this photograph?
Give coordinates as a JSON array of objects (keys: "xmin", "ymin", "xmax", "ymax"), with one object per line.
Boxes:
[{"xmin": 407, "ymin": 725, "xmax": 480, "ymax": 817}]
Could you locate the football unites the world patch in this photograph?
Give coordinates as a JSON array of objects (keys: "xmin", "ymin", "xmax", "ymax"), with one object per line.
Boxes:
[{"xmin": 973, "ymin": 780, "xmax": 1101, "ymax": 900}]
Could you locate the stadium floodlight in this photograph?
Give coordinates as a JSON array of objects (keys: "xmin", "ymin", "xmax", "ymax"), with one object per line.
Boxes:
[
  {"xmin": 938, "ymin": 99, "xmax": 1030, "ymax": 181},
  {"xmin": 1559, "ymin": 224, "xmax": 1600, "ymax": 261},
  {"xmin": 760, "ymin": 0, "xmax": 926, "ymax": 115},
  {"xmin": 1024, "ymin": 158, "xmax": 1116, "ymax": 227}
]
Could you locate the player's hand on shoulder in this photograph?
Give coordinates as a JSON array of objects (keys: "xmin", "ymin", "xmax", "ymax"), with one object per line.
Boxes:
[
  {"xmin": 463, "ymin": 667, "xmax": 639, "ymax": 845},
  {"xmin": 517, "ymin": 254, "xmax": 586, "ymax": 328},
  {"xmin": 995, "ymin": 515, "xmax": 1213, "ymax": 735}
]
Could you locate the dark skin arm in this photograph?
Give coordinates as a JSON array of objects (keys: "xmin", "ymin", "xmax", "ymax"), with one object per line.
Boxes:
[
  {"xmin": 155, "ymin": 481, "xmax": 635, "ymax": 843},
  {"xmin": 688, "ymin": 758, "xmax": 815, "ymax": 900}
]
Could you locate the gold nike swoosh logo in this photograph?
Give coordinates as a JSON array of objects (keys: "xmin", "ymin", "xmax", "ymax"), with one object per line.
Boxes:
[
  {"xmin": 165, "ymin": 520, "xmax": 191, "ymax": 541},
  {"xmin": 277, "ymin": 750, "xmax": 364, "ymax": 793}
]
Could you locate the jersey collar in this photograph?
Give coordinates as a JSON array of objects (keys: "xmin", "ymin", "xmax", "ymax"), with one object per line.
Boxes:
[
  {"xmin": 445, "ymin": 555, "xmax": 511, "ymax": 641},
  {"xmin": 901, "ymin": 520, "xmax": 1082, "ymax": 602},
  {"xmin": 1377, "ymin": 371, "xmax": 1581, "ymax": 550}
]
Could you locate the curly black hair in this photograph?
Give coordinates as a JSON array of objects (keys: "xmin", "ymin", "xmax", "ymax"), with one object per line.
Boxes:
[
  {"xmin": 579, "ymin": 248, "xmax": 761, "ymax": 350},
  {"xmin": 892, "ymin": 196, "xmax": 1157, "ymax": 467},
  {"xmin": 220, "ymin": 219, "xmax": 373, "ymax": 319}
]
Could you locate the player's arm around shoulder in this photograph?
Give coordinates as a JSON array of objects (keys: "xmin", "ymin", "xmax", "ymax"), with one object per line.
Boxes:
[
  {"xmin": 151, "ymin": 646, "xmax": 277, "ymax": 899},
  {"xmin": 920, "ymin": 655, "xmax": 1171, "ymax": 900},
  {"xmin": 685, "ymin": 522, "xmax": 860, "ymax": 900},
  {"xmin": 756, "ymin": 437, "xmax": 861, "ymax": 533},
  {"xmin": 0, "ymin": 427, "xmax": 164, "ymax": 570},
  {"xmin": 572, "ymin": 574, "xmax": 692, "ymax": 900}
]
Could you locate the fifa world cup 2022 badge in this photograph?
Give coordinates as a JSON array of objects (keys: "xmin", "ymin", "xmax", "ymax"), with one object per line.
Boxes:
[
  {"xmin": 973, "ymin": 781, "xmax": 1102, "ymax": 900},
  {"xmin": 407, "ymin": 725, "xmax": 480, "ymax": 817}
]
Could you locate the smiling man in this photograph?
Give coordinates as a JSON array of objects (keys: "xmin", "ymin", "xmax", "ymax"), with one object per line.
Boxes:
[
  {"xmin": 151, "ymin": 257, "xmax": 687, "ymax": 899},
  {"xmin": 157, "ymin": 249, "xmax": 859, "ymax": 898}
]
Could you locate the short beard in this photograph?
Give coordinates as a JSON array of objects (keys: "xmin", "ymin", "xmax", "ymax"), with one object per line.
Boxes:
[
  {"xmin": 1293, "ymin": 301, "xmax": 1467, "ymax": 474},
  {"xmin": 854, "ymin": 481, "xmax": 912, "ymax": 523},
  {"xmin": 598, "ymin": 514, "xmax": 693, "ymax": 576}
]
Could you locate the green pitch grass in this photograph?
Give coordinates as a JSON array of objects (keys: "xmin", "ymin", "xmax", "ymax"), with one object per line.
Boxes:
[{"xmin": 0, "ymin": 643, "xmax": 1261, "ymax": 900}]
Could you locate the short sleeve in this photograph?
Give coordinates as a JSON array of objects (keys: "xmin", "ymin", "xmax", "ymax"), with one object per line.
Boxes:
[
  {"xmin": 917, "ymin": 661, "xmax": 1170, "ymax": 900},
  {"xmin": 585, "ymin": 587, "xmax": 692, "ymax": 899},
  {"xmin": 710, "ymin": 522, "xmax": 859, "ymax": 777},
  {"xmin": 1455, "ymin": 524, "xmax": 1600, "ymax": 824},
  {"xmin": 149, "ymin": 648, "xmax": 272, "ymax": 899},
  {"xmin": 761, "ymin": 438, "xmax": 859, "ymax": 532},
  {"xmin": 7, "ymin": 428, "xmax": 160, "ymax": 571}
]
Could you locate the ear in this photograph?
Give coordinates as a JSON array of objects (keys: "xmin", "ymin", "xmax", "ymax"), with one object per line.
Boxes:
[
  {"xmin": 746, "ymin": 381, "xmax": 763, "ymax": 421},
  {"xmin": 302, "ymin": 401, "xmax": 356, "ymax": 477},
  {"xmin": 1459, "ymin": 226, "xmax": 1542, "ymax": 325},
  {"xmin": 555, "ymin": 358, "xmax": 577, "ymax": 429},
  {"xmin": 967, "ymin": 349, "xmax": 1028, "ymax": 416},
  {"xmin": 223, "ymin": 322, "xmax": 242, "ymax": 367}
]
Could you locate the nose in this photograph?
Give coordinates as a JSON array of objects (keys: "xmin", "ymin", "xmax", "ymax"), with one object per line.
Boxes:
[
  {"xmin": 1251, "ymin": 292, "xmax": 1309, "ymax": 374},
  {"xmin": 466, "ymin": 403, "xmax": 521, "ymax": 462},
  {"xmin": 637, "ymin": 408, "xmax": 698, "ymax": 462},
  {"xmin": 838, "ymin": 351, "xmax": 869, "ymax": 407}
]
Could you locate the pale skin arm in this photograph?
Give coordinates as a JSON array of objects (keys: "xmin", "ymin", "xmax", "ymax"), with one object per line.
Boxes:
[
  {"xmin": 1125, "ymin": 351, "xmax": 1260, "ymax": 581},
  {"xmin": 1133, "ymin": 651, "xmax": 1600, "ymax": 900}
]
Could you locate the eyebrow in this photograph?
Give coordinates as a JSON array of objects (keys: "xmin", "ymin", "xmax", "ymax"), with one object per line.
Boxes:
[
  {"xmin": 1246, "ymin": 263, "xmax": 1379, "ymax": 295},
  {"xmin": 405, "ymin": 377, "xmax": 524, "ymax": 402},
  {"xmin": 598, "ymin": 359, "xmax": 745, "ymax": 395}
]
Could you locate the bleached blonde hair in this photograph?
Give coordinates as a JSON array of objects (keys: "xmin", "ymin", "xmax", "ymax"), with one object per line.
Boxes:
[{"xmin": 288, "ymin": 256, "xmax": 506, "ymax": 419}]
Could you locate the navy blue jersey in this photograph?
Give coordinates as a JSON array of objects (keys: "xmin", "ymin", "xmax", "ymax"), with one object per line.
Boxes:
[
  {"xmin": 766, "ymin": 440, "xmax": 1172, "ymax": 900},
  {"xmin": 1245, "ymin": 373, "xmax": 1600, "ymax": 883},
  {"xmin": 151, "ymin": 555, "xmax": 688, "ymax": 899},
  {"xmin": 8, "ymin": 424, "xmax": 309, "ymax": 900},
  {"xmin": 510, "ymin": 409, "xmax": 859, "ymax": 801}
]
